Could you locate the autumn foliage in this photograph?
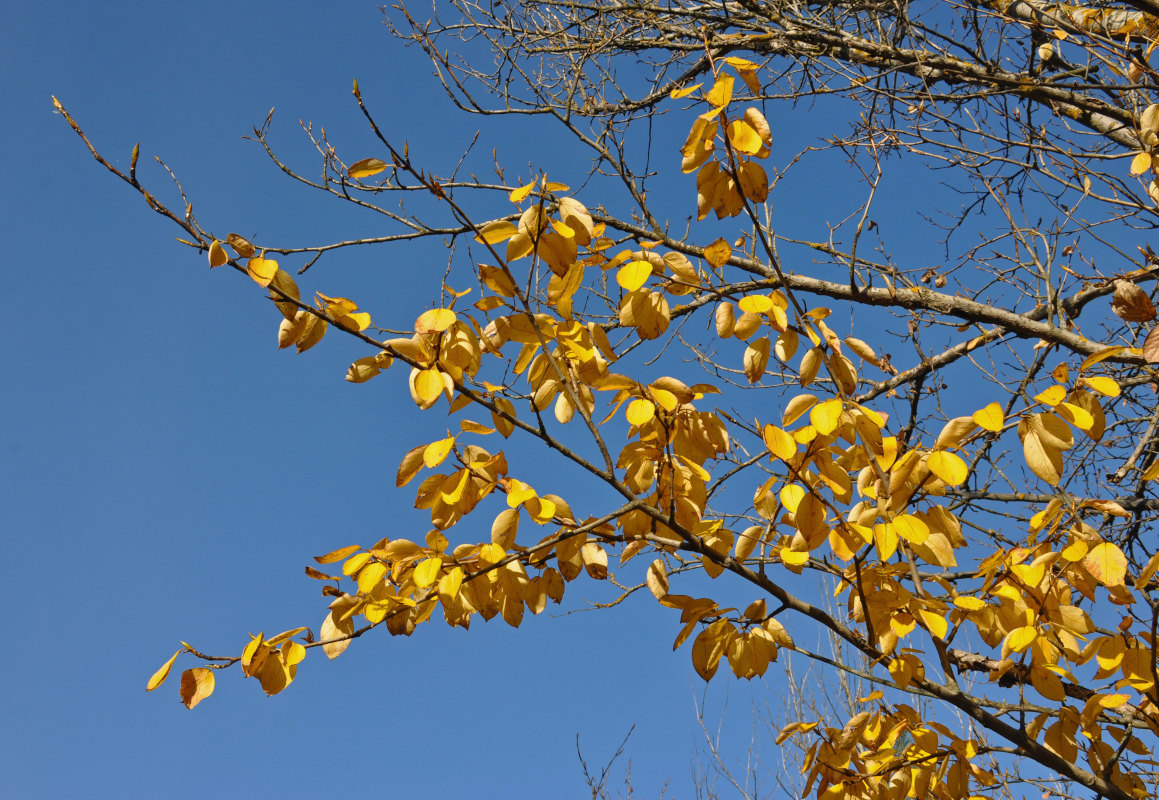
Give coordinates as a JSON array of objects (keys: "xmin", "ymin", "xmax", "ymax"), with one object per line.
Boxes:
[{"xmin": 64, "ymin": 1, "xmax": 1159, "ymax": 798}]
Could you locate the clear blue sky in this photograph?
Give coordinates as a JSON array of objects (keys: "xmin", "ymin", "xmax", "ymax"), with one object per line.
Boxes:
[{"xmin": 1, "ymin": 2, "xmax": 812, "ymax": 797}]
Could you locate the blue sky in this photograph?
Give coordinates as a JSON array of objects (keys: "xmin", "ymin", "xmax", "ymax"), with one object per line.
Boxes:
[{"xmin": 1, "ymin": 3, "xmax": 812, "ymax": 797}]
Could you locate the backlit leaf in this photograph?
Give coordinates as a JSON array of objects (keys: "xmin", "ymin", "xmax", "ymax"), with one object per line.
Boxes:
[
  {"xmin": 208, "ymin": 240, "xmax": 228, "ymax": 268},
  {"xmin": 617, "ymin": 260, "xmax": 652, "ymax": 292},
  {"xmin": 146, "ymin": 650, "xmax": 182, "ymax": 692},
  {"xmin": 972, "ymin": 402, "xmax": 1004, "ymax": 432},
  {"xmin": 1084, "ymin": 542, "xmax": 1127, "ymax": 586},
  {"xmin": 703, "ymin": 238, "xmax": 731, "ymax": 269},
  {"xmin": 508, "ymin": 181, "xmax": 536, "ymax": 203},
  {"xmin": 246, "ymin": 256, "xmax": 278, "ymax": 288},
  {"xmin": 626, "ymin": 398, "xmax": 656, "ymax": 426},
  {"xmin": 348, "ymin": 158, "xmax": 388, "ymax": 178},
  {"xmin": 1081, "ymin": 376, "xmax": 1120, "ymax": 397},
  {"xmin": 927, "ymin": 450, "xmax": 968, "ymax": 485}
]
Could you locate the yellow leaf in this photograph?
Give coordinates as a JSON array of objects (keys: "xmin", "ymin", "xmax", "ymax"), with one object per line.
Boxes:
[
  {"xmin": 780, "ymin": 548, "xmax": 809, "ymax": 566},
  {"xmin": 1099, "ymin": 693, "xmax": 1130, "ymax": 708},
  {"xmin": 893, "ymin": 514, "xmax": 929, "ymax": 544},
  {"xmin": 1084, "ymin": 542, "xmax": 1128, "ymax": 586},
  {"xmin": 953, "ymin": 596, "xmax": 986, "ymax": 611},
  {"xmin": 1082, "ymin": 376, "xmax": 1121, "ymax": 397},
  {"xmin": 423, "ymin": 436, "xmax": 455, "ymax": 468},
  {"xmin": 918, "ymin": 609, "xmax": 948, "ymax": 640},
  {"xmin": 626, "ymin": 398, "xmax": 656, "ymax": 425},
  {"xmin": 315, "ymin": 545, "xmax": 361, "ymax": 564},
  {"xmin": 348, "ymin": 158, "xmax": 388, "ymax": 179},
  {"xmin": 509, "ymin": 181, "xmax": 536, "ymax": 203},
  {"xmin": 703, "ymin": 238, "xmax": 731, "ymax": 269},
  {"xmin": 927, "ymin": 450, "xmax": 968, "ymax": 485},
  {"xmin": 705, "ymin": 74, "xmax": 734, "ymax": 107},
  {"xmin": 1079, "ymin": 346, "xmax": 1126, "ymax": 372},
  {"xmin": 1006, "ymin": 626, "xmax": 1038, "ymax": 654},
  {"xmin": 412, "ymin": 367, "xmax": 446, "ymax": 408},
  {"xmin": 726, "ymin": 120, "xmax": 762, "ymax": 155},
  {"xmin": 617, "ymin": 260, "xmax": 652, "ymax": 291},
  {"xmin": 1022, "ymin": 427, "xmax": 1062, "ymax": 486},
  {"xmin": 246, "ymin": 256, "xmax": 278, "ymax": 288},
  {"xmin": 973, "ymin": 402, "xmax": 1004, "ymax": 432},
  {"xmin": 738, "ymin": 295, "xmax": 773, "ymax": 314},
  {"xmin": 475, "ymin": 221, "xmax": 519, "ymax": 244},
  {"xmin": 761, "ymin": 425, "xmax": 796, "ymax": 461},
  {"xmin": 146, "ymin": 650, "xmax": 182, "ymax": 692},
  {"xmin": 809, "ymin": 398, "xmax": 843, "ymax": 435},
  {"xmin": 208, "ymin": 240, "xmax": 228, "ymax": 268},
  {"xmin": 413, "ymin": 557, "xmax": 443, "ymax": 588},
  {"xmin": 415, "ymin": 308, "xmax": 457, "ymax": 334},
  {"xmin": 179, "ymin": 668, "xmax": 215, "ymax": 709},
  {"xmin": 783, "ymin": 394, "xmax": 817, "ymax": 426},
  {"xmin": 1131, "ymin": 151, "xmax": 1153, "ymax": 175},
  {"xmin": 669, "ymin": 83, "xmax": 702, "ymax": 99},
  {"xmin": 438, "ymin": 566, "xmax": 464, "ymax": 600},
  {"xmin": 507, "ymin": 479, "xmax": 536, "ymax": 507},
  {"xmin": 1035, "ymin": 384, "xmax": 1067, "ymax": 406}
]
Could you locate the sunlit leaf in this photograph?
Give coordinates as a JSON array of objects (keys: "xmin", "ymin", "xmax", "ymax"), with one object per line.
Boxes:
[
  {"xmin": 617, "ymin": 260, "xmax": 652, "ymax": 292},
  {"xmin": 146, "ymin": 650, "xmax": 182, "ymax": 692},
  {"xmin": 927, "ymin": 450, "xmax": 968, "ymax": 485},
  {"xmin": 208, "ymin": 240, "xmax": 228, "ymax": 268},
  {"xmin": 348, "ymin": 158, "xmax": 388, "ymax": 179},
  {"xmin": 1084, "ymin": 542, "xmax": 1127, "ymax": 586},
  {"xmin": 246, "ymin": 256, "xmax": 278, "ymax": 288}
]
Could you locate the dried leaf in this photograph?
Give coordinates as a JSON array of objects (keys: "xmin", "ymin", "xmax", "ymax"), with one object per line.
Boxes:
[{"xmin": 1112, "ymin": 280, "xmax": 1156, "ymax": 322}]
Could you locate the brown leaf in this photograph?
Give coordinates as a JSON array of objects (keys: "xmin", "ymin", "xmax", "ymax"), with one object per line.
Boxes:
[
  {"xmin": 1111, "ymin": 280, "xmax": 1156, "ymax": 322},
  {"xmin": 1144, "ymin": 327, "xmax": 1159, "ymax": 363}
]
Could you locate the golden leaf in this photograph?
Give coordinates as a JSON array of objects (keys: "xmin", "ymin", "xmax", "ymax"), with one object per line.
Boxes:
[
  {"xmin": 179, "ymin": 668, "xmax": 215, "ymax": 709},
  {"xmin": 246, "ymin": 256, "xmax": 278, "ymax": 288},
  {"xmin": 423, "ymin": 436, "xmax": 455, "ymax": 468},
  {"xmin": 508, "ymin": 181, "xmax": 536, "ymax": 203},
  {"xmin": 1084, "ymin": 542, "xmax": 1127, "ymax": 586},
  {"xmin": 704, "ymin": 74, "xmax": 734, "ymax": 107},
  {"xmin": 972, "ymin": 402, "xmax": 1004, "ymax": 432},
  {"xmin": 617, "ymin": 260, "xmax": 652, "ymax": 292},
  {"xmin": 703, "ymin": 238, "xmax": 731, "ymax": 269},
  {"xmin": 626, "ymin": 398, "xmax": 656, "ymax": 426},
  {"xmin": 1005, "ymin": 625, "xmax": 1038, "ymax": 655},
  {"xmin": 1131, "ymin": 151, "xmax": 1153, "ymax": 175},
  {"xmin": 1081, "ymin": 376, "xmax": 1120, "ymax": 397},
  {"xmin": 743, "ymin": 337, "xmax": 770, "ymax": 384},
  {"xmin": 348, "ymin": 158, "xmax": 388, "ymax": 179},
  {"xmin": 726, "ymin": 120, "xmax": 762, "ymax": 155},
  {"xmin": 783, "ymin": 394, "xmax": 817, "ymax": 426},
  {"xmin": 208, "ymin": 240, "xmax": 228, "ymax": 268},
  {"xmin": 809, "ymin": 398, "xmax": 843, "ymax": 435},
  {"xmin": 738, "ymin": 295, "xmax": 773, "ymax": 314},
  {"xmin": 315, "ymin": 544, "xmax": 361, "ymax": 564},
  {"xmin": 413, "ymin": 557, "xmax": 443, "ymax": 588},
  {"xmin": 762, "ymin": 424, "xmax": 796, "ymax": 460},
  {"xmin": 415, "ymin": 308, "xmax": 457, "ymax": 334},
  {"xmin": 146, "ymin": 650, "xmax": 182, "ymax": 692},
  {"xmin": 927, "ymin": 450, "xmax": 968, "ymax": 485}
]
